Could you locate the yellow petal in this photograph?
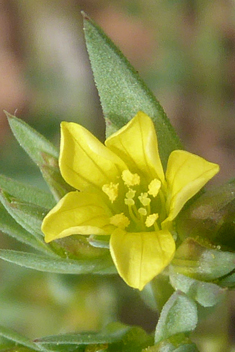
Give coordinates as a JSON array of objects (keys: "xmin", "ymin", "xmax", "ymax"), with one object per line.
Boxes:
[
  {"xmin": 105, "ymin": 111, "xmax": 164, "ymax": 182},
  {"xmin": 41, "ymin": 191, "xmax": 114, "ymax": 243},
  {"xmin": 110, "ymin": 229, "xmax": 175, "ymax": 290},
  {"xmin": 165, "ymin": 150, "xmax": 219, "ymax": 222},
  {"xmin": 60, "ymin": 122, "xmax": 126, "ymax": 191}
]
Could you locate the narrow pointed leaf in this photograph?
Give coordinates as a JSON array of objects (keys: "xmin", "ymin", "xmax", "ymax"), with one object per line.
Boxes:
[
  {"xmin": 83, "ymin": 13, "xmax": 183, "ymax": 168},
  {"xmin": 0, "ymin": 325, "xmax": 39, "ymax": 351},
  {"xmin": 0, "ymin": 174, "xmax": 55, "ymax": 209},
  {"xmin": 0, "ymin": 203, "xmax": 53, "ymax": 254},
  {"xmin": 35, "ymin": 323, "xmax": 153, "ymax": 352},
  {"xmin": 0, "ymin": 249, "xmax": 115, "ymax": 274},
  {"xmin": 0, "ymin": 190, "xmax": 46, "ymax": 239},
  {"xmin": 5, "ymin": 112, "xmax": 72, "ymax": 200},
  {"xmin": 6, "ymin": 112, "xmax": 58, "ymax": 163},
  {"xmin": 35, "ymin": 326, "xmax": 130, "ymax": 347}
]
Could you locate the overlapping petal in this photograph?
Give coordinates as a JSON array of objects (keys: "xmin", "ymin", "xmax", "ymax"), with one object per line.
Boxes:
[
  {"xmin": 42, "ymin": 112, "xmax": 220, "ymax": 290},
  {"xmin": 60, "ymin": 122, "xmax": 126, "ymax": 191},
  {"xmin": 110, "ymin": 228, "xmax": 175, "ymax": 290},
  {"xmin": 105, "ymin": 111, "xmax": 164, "ymax": 182},
  {"xmin": 42, "ymin": 191, "xmax": 114, "ymax": 243},
  {"xmin": 165, "ymin": 150, "xmax": 220, "ymax": 223}
]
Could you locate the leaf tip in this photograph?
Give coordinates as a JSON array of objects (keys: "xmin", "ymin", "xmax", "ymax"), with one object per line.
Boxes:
[
  {"xmin": 81, "ymin": 11, "xmax": 90, "ymax": 21},
  {"xmin": 3, "ymin": 110, "xmax": 13, "ymax": 121}
]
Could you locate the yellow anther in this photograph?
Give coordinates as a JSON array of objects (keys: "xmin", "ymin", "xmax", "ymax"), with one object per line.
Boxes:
[
  {"xmin": 138, "ymin": 207, "xmax": 147, "ymax": 216},
  {"xmin": 145, "ymin": 213, "xmax": 159, "ymax": 228},
  {"xmin": 102, "ymin": 182, "xmax": 119, "ymax": 203},
  {"xmin": 126, "ymin": 189, "xmax": 136, "ymax": 199},
  {"xmin": 148, "ymin": 179, "xmax": 161, "ymax": 197},
  {"xmin": 122, "ymin": 170, "xmax": 140, "ymax": 186},
  {"xmin": 110, "ymin": 213, "xmax": 130, "ymax": 229},
  {"xmin": 125, "ymin": 198, "xmax": 135, "ymax": 206},
  {"xmin": 138, "ymin": 193, "xmax": 151, "ymax": 206}
]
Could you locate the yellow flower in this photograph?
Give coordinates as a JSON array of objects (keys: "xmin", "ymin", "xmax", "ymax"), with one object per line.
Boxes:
[{"xmin": 41, "ymin": 111, "xmax": 219, "ymax": 290}]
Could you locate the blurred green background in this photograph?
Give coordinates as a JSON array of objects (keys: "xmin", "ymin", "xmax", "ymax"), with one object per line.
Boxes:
[{"xmin": 0, "ymin": 0, "xmax": 235, "ymax": 350}]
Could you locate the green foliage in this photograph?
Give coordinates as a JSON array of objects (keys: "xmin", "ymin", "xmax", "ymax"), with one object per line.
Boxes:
[
  {"xmin": 0, "ymin": 190, "xmax": 48, "ymax": 241},
  {"xmin": 0, "ymin": 174, "xmax": 55, "ymax": 209},
  {"xmin": 169, "ymin": 272, "xmax": 225, "ymax": 308},
  {"xmin": 0, "ymin": 10, "xmax": 234, "ymax": 352},
  {"xmin": 5, "ymin": 112, "xmax": 73, "ymax": 201},
  {"xmin": 0, "ymin": 323, "xmax": 153, "ymax": 352},
  {"xmin": 0, "ymin": 202, "xmax": 48, "ymax": 253},
  {"xmin": 155, "ymin": 292, "xmax": 198, "ymax": 344},
  {"xmin": 83, "ymin": 13, "xmax": 183, "ymax": 169},
  {"xmin": 0, "ymin": 325, "xmax": 39, "ymax": 351},
  {"xmin": 0, "ymin": 249, "xmax": 114, "ymax": 275}
]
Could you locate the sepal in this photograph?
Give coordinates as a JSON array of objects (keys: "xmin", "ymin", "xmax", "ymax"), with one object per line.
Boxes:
[
  {"xmin": 176, "ymin": 180, "xmax": 235, "ymax": 251},
  {"xmin": 171, "ymin": 238, "xmax": 235, "ymax": 283},
  {"xmin": 169, "ymin": 272, "xmax": 226, "ymax": 307}
]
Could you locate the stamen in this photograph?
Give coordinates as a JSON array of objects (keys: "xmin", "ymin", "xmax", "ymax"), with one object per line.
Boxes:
[
  {"xmin": 148, "ymin": 179, "xmax": 161, "ymax": 197},
  {"xmin": 122, "ymin": 170, "xmax": 140, "ymax": 186},
  {"xmin": 138, "ymin": 207, "xmax": 147, "ymax": 216},
  {"xmin": 145, "ymin": 213, "xmax": 159, "ymax": 228},
  {"xmin": 110, "ymin": 213, "xmax": 130, "ymax": 229},
  {"xmin": 102, "ymin": 182, "xmax": 119, "ymax": 203},
  {"xmin": 138, "ymin": 193, "xmax": 151, "ymax": 206},
  {"xmin": 126, "ymin": 189, "xmax": 136, "ymax": 199},
  {"xmin": 125, "ymin": 198, "xmax": 135, "ymax": 206}
]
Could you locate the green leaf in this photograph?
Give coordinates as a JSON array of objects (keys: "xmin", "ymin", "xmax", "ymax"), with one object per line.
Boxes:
[
  {"xmin": 0, "ymin": 325, "xmax": 39, "ymax": 351},
  {"xmin": 35, "ymin": 324, "xmax": 130, "ymax": 347},
  {"xmin": 5, "ymin": 112, "xmax": 57, "ymax": 164},
  {"xmin": 5, "ymin": 112, "xmax": 72, "ymax": 200},
  {"xmin": 0, "ymin": 190, "xmax": 47, "ymax": 240},
  {"xmin": 35, "ymin": 323, "xmax": 153, "ymax": 352},
  {"xmin": 0, "ymin": 202, "xmax": 53, "ymax": 254},
  {"xmin": 172, "ymin": 238, "xmax": 235, "ymax": 282},
  {"xmin": 0, "ymin": 249, "xmax": 115, "ymax": 274},
  {"xmin": 155, "ymin": 292, "xmax": 198, "ymax": 344},
  {"xmin": 0, "ymin": 174, "xmax": 55, "ymax": 209},
  {"xmin": 83, "ymin": 13, "xmax": 183, "ymax": 168},
  {"xmin": 169, "ymin": 272, "xmax": 226, "ymax": 307}
]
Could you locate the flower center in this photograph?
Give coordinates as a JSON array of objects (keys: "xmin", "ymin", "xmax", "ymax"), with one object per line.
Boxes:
[{"xmin": 102, "ymin": 170, "xmax": 162, "ymax": 232}]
